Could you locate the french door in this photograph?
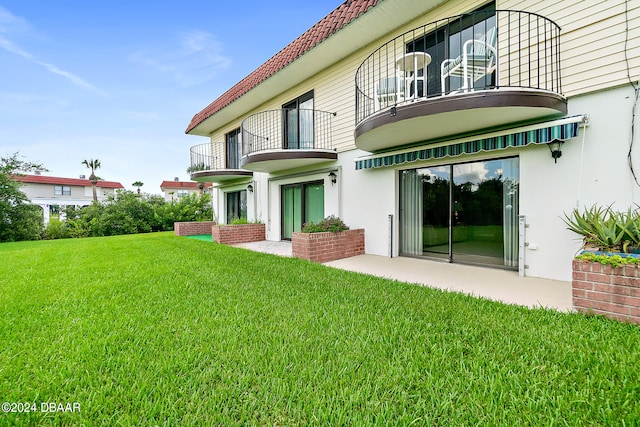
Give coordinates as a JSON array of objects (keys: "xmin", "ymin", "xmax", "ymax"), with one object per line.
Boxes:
[
  {"xmin": 281, "ymin": 181, "xmax": 324, "ymax": 240},
  {"xmin": 283, "ymin": 91, "xmax": 314, "ymax": 149},
  {"xmin": 399, "ymin": 157, "xmax": 519, "ymax": 269}
]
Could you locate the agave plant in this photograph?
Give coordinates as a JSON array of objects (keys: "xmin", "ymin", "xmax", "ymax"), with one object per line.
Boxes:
[
  {"xmin": 563, "ymin": 204, "xmax": 640, "ymax": 253},
  {"xmin": 613, "ymin": 205, "xmax": 640, "ymax": 252}
]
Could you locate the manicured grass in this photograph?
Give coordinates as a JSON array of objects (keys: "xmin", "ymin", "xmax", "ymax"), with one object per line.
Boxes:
[{"xmin": 1, "ymin": 232, "xmax": 639, "ymax": 425}]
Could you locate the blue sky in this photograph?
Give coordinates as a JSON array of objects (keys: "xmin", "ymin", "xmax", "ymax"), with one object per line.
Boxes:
[{"xmin": 0, "ymin": 0, "xmax": 341, "ymax": 193}]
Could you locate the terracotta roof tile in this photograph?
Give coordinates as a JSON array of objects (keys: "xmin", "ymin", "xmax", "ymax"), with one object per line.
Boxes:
[
  {"xmin": 186, "ymin": 0, "xmax": 378, "ymax": 134},
  {"xmin": 13, "ymin": 174, "xmax": 124, "ymax": 189},
  {"xmin": 160, "ymin": 181, "xmax": 212, "ymax": 189}
]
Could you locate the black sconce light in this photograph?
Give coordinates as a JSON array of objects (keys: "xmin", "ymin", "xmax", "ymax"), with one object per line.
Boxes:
[
  {"xmin": 547, "ymin": 140, "xmax": 563, "ymax": 163},
  {"xmin": 328, "ymin": 172, "xmax": 337, "ymax": 185},
  {"xmin": 246, "ymin": 184, "xmax": 253, "ymax": 193}
]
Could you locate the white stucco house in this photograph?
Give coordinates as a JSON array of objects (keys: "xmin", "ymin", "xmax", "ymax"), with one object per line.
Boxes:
[
  {"xmin": 160, "ymin": 178, "xmax": 211, "ymax": 202},
  {"xmin": 14, "ymin": 174, "xmax": 124, "ymax": 224},
  {"xmin": 185, "ymin": 0, "xmax": 639, "ymax": 282}
]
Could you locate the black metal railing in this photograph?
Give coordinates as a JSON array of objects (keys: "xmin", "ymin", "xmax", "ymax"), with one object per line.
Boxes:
[
  {"xmin": 355, "ymin": 10, "xmax": 562, "ymax": 125},
  {"xmin": 189, "ymin": 143, "xmax": 226, "ymax": 173},
  {"xmin": 241, "ymin": 109, "xmax": 336, "ymax": 156}
]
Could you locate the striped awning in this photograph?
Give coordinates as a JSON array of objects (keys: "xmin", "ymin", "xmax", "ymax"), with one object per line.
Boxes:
[{"xmin": 355, "ymin": 115, "xmax": 585, "ymax": 170}]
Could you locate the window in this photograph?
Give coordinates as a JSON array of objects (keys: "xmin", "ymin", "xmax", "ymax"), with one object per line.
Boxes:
[
  {"xmin": 399, "ymin": 156, "xmax": 519, "ymax": 269},
  {"xmin": 407, "ymin": 3, "xmax": 496, "ymax": 96},
  {"xmin": 226, "ymin": 128, "xmax": 242, "ymax": 169},
  {"xmin": 226, "ymin": 190, "xmax": 247, "ymax": 223},
  {"xmin": 283, "ymin": 91, "xmax": 314, "ymax": 149},
  {"xmin": 54, "ymin": 185, "xmax": 71, "ymax": 196},
  {"xmin": 177, "ymin": 190, "xmax": 190, "ymax": 198}
]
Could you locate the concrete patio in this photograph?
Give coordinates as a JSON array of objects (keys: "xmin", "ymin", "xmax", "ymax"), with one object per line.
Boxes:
[{"xmin": 230, "ymin": 240, "xmax": 573, "ymax": 312}]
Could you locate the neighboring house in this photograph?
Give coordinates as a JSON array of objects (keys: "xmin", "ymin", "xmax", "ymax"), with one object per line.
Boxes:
[
  {"xmin": 14, "ymin": 174, "xmax": 124, "ymax": 225},
  {"xmin": 160, "ymin": 179, "xmax": 211, "ymax": 202},
  {"xmin": 185, "ymin": 0, "xmax": 639, "ymax": 282}
]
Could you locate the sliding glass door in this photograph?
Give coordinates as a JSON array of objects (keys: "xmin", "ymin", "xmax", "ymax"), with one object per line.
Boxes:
[
  {"xmin": 281, "ymin": 181, "xmax": 324, "ymax": 240},
  {"xmin": 399, "ymin": 157, "xmax": 519, "ymax": 269},
  {"xmin": 283, "ymin": 91, "xmax": 314, "ymax": 149}
]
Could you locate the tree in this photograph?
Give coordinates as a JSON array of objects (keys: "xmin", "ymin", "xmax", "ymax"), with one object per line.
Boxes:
[
  {"xmin": 132, "ymin": 181, "xmax": 144, "ymax": 196},
  {"xmin": 82, "ymin": 158, "xmax": 101, "ymax": 202},
  {"xmin": 0, "ymin": 152, "xmax": 47, "ymax": 242}
]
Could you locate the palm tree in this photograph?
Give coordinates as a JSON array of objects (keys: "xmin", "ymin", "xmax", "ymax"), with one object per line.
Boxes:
[
  {"xmin": 82, "ymin": 159, "xmax": 101, "ymax": 202},
  {"xmin": 132, "ymin": 181, "xmax": 144, "ymax": 196}
]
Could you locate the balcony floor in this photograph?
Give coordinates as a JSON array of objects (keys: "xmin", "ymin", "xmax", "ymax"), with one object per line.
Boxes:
[
  {"xmin": 191, "ymin": 169, "xmax": 253, "ymax": 183},
  {"xmin": 240, "ymin": 149, "xmax": 338, "ymax": 173},
  {"xmin": 355, "ymin": 88, "xmax": 567, "ymax": 153}
]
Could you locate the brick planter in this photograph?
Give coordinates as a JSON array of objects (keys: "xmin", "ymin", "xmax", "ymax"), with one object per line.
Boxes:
[
  {"xmin": 174, "ymin": 221, "xmax": 217, "ymax": 236},
  {"xmin": 572, "ymin": 259, "xmax": 640, "ymax": 324},
  {"xmin": 292, "ymin": 229, "xmax": 364, "ymax": 263},
  {"xmin": 212, "ymin": 223, "xmax": 266, "ymax": 245}
]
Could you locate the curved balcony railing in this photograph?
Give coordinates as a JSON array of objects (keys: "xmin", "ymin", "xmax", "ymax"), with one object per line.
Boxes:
[
  {"xmin": 241, "ymin": 109, "xmax": 336, "ymax": 156},
  {"xmin": 355, "ymin": 10, "xmax": 562, "ymax": 125},
  {"xmin": 189, "ymin": 142, "xmax": 226, "ymax": 173}
]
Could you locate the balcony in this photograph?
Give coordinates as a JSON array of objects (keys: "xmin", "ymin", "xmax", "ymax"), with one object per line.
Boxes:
[
  {"xmin": 355, "ymin": 10, "xmax": 567, "ymax": 153},
  {"xmin": 241, "ymin": 109, "xmax": 337, "ymax": 173},
  {"xmin": 189, "ymin": 143, "xmax": 253, "ymax": 183}
]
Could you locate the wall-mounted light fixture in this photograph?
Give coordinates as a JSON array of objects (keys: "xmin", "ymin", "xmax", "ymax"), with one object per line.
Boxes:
[
  {"xmin": 246, "ymin": 184, "xmax": 254, "ymax": 193},
  {"xmin": 547, "ymin": 140, "xmax": 563, "ymax": 163},
  {"xmin": 328, "ymin": 171, "xmax": 337, "ymax": 185}
]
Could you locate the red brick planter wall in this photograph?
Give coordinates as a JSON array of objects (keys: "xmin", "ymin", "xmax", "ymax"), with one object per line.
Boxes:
[
  {"xmin": 174, "ymin": 221, "xmax": 217, "ymax": 236},
  {"xmin": 212, "ymin": 223, "xmax": 266, "ymax": 245},
  {"xmin": 572, "ymin": 259, "xmax": 640, "ymax": 324},
  {"xmin": 292, "ymin": 229, "xmax": 365, "ymax": 263}
]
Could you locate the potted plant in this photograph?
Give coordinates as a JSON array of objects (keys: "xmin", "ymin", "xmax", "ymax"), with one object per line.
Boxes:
[
  {"xmin": 564, "ymin": 204, "xmax": 640, "ymax": 324},
  {"xmin": 292, "ymin": 215, "xmax": 364, "ymax": 263}
]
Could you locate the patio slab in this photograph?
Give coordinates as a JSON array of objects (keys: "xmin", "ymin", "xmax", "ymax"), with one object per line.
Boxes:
[
  {"xmin": 229, "ymin": 240, "xmax": 572, "ymax": 312},
  {"xmin": 325, "ymin": 255, "xmax": 573, "ymax": 312}
]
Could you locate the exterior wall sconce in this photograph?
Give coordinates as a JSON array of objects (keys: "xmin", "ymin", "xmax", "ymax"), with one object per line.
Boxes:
[
  {"xmin": 548, "ymin": 140, "xmax": 563, "ymax": 163},
  {"xmin": 328, "ymin": 172, "xmax": 337, "ymax": 185},
  {"xmin": 246, "ymin": 184, "xmax": 253, "ymax": 193}
]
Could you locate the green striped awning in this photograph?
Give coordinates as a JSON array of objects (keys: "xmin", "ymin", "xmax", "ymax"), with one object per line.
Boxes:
[{"xmin": 355, "ymin": 116, "xmax": 584, "ymax": 170}]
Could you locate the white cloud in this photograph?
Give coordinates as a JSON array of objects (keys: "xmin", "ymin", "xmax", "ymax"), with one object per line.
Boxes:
[
  {"xmin": 0, "ymin": 6, "xmax": 29, "ymax": 34},
  {"xmin": 455, "ymin": 163, "xmax": 489, "ymax": 185},
  {"xmin": 0, "ymin": 7, "xmax": 108, "ymax": 97},
  {"xmin": 130, "ymin": 30, "xmax": 231, "ymax": 87}
]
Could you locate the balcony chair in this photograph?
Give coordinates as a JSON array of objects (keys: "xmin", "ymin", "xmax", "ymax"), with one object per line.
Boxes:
[
  {"xmin": 374, "ymin": 76, "xmax": 405, "ymax": 111},
  {"xmin": 440, "ymin": 26, "xmax": 497, "ymax": 94}
]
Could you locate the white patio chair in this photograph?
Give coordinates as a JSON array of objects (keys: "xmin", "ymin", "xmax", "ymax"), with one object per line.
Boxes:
[{"xmin": 441, "ymin": 26, "xmax": 497, "ymax": 94}]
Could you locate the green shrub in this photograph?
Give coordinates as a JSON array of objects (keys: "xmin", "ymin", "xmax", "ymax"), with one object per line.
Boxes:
[
  {"xmin": 44, "ymin": 219, "xmax": 69, "ymax": 240},
  {"xmin": 302, "ymin": 215, "xmax": 350, "ymax": 233},
  {"xmin": 229, "ymin": 217, "xmax": 249, "ymax": 225},
  {"xmin": 576, "ymin": 251, "xmax": 640, "ymax": 267}
]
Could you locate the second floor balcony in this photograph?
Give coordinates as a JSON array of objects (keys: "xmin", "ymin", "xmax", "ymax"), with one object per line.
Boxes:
[
  {"xmin": 241, "ymin": 109, "xmax": 338, "ymax": 173},
  {"xmin": 355, "ymin": 9, "xmax": 567, "ymax": 152},
  {"xmin": 189, "ymin": 143, "xmax": 253, "ymax": 183}
]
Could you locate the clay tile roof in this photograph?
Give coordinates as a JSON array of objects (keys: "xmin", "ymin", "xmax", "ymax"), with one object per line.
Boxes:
[
  {"xmin": 13, "ymin": 174, "xmax": 124, "ymax": 189},
  {"xmin": 186, "ymin": 0, "xmax": 378, "ymax": 134},
  {"xmin": 160, "ymin": 181, "xmax": 212, "ymax": 189}
]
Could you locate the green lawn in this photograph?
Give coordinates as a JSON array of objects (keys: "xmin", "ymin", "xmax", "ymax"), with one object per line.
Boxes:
[{"xmin": 1, "ymin": 233, "xmax": 639, "ymax": 425}]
